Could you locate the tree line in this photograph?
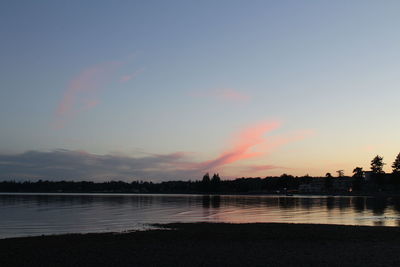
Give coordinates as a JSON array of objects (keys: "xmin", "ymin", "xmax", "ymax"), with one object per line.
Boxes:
[
  {"xmin": 0, "ymin": 175, "xmax": 310, "ymax": 194},
  {"xmin": 0, "ymin": 153, "xmax": 399, "ymax": 194}
]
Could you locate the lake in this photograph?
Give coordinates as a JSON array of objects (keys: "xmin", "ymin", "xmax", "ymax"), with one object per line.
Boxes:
[{"xmin": 1, "ymin": 193, "xmax": 400, "ymax": 239}]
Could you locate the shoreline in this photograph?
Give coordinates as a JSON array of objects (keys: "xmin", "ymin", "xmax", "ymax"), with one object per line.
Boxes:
[
  {"xmin": 1, "ymin": 191, "xmax": 399, "ymax": 197},
  {"xmin": 1, "ymin": 222, "xmax": 400, "ymax": 266}
]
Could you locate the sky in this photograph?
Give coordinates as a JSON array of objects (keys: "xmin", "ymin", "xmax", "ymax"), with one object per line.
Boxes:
[{"xmin": 1, "ymin": 0, "xmax": 400, "ymax": 181}]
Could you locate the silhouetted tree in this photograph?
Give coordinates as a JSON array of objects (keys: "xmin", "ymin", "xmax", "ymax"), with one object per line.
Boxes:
[
  {"xmin": 352, "ymin": 167, "xmax": 364, "ymax": 191},
  {"xmin": 392, "ymin": 153, "xmax": 400, "ymax": 173},
  {"xmin": 279, "ymin": 174, "xmax": 295, "ymax": 190},
  {"xmin": 392, "ymin": 153, "xmax": 400, "ymax": 184},
  {"xmin": 211, "ymin": 173, "xmax": 220, "ymax": 182},
  {"xmin": 210, "ymin": 173, "xmax": 221, "ymax": 192},
  {"xmin": 336, "ymin": 170, "xmax": 344, "ymax": 177},
  {"xmin": 352, "ymin": 167, "xmax": 364, "ymax": 178},
  {"xmin": 201, "ymin": 173, "xmax": 211, "ymax": 192},
  {"xmin": 325, "ymin": 173, "xmax": 333, "ymax": 191},
  {"xmin": 202, "ymin": 172, "xmax": 210, "ymax": 182},
  {"xmin": 371, "ymin": 155, "xmax": 385, "ymax": 186},
  {"xmin": 371, "ymin": 155, "xmax": 385, "ymax": 174}
]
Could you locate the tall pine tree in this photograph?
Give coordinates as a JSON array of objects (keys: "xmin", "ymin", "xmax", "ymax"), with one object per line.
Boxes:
[
  {"xmin": 392, "ymin": 153, "xmax": 400, "ymax": 173},
  {"xmin": 371, "ymin": 155, "xmax": 385, "ymax": 174}
]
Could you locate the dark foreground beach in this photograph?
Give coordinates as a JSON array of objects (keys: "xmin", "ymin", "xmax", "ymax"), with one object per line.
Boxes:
[{"xmin": 1, "ymin": 223, "xmax": 400, "ymax": 267}]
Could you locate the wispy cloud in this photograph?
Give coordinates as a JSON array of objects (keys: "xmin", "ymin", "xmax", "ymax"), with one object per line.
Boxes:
[
  {"xmin": 0, "ymin": 149, "xmax": 192, "ymax": 182},
  {"xmin": 191, "ymin": 88, "xmax": 251, "ymax": 103},
  {"xmin": 119, "ymin": 68, "xmax": 144, "ymax": 83},
  {"xmin": 215, "ymin": 88, "xmax": 251, "ymax": 102},
  {"xmin": 245, "ymin": 165, "xmax": 280, "ymax": 172},
  {"xmin": 363, "ymin": 144, "xmax": 384, "ymax": 152},
  {"xmin": 53, "ymin": 58, "xmax": 142, "ymax": 129},
  {"xmin": 54, "ymin": 61, "xmax": 121, "ymax": 129},
  {"xmin": 195, "ymin": 121, "xmax": 280, "ymax": 170},
  {"xmin": 261, "ymin": 129, "xmax": 315, "ymax": 153},
  {"xmin": 1, "ymin": 121, "xmax": 313, "ymax": 181},
  {"xmin": 193, "ymin": 122, "xmax": 313, "ymax": 173}
]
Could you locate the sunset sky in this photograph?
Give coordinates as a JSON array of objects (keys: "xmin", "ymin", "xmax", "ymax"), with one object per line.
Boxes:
[{"xmin": 1, "ymin": 1, "xmax": 400, "ymax": 181}]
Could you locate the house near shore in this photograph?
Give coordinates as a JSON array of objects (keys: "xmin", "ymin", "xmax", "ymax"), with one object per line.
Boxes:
[
  {"xmin": 364, "ymin": 171, "xmax": 393, "ymax": 183},
  {"xmin": 299, "ymin": 177, "xmax": 352, "ymax": 194},
  {"xmin": 299, "ymin": 181, "xmax": 324, "ymax": 193},
  {"xmin": 331, "ymin": 178, "xmax": 352, "ymax": 192}
]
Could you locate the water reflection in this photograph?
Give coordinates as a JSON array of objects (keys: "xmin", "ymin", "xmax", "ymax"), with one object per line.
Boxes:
[
  {"xmin": 1, "ymin": 193, "xmax": 400, "ymax": 238},
  {"xmin": 353, "ymin": 197, "xmax": 365, "ymax": 213},
  {"xmin": 202, "ymin": 195, "xmax": 221, "ymax": 209}
]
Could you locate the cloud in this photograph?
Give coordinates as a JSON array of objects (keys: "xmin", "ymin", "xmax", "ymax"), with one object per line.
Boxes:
[
  {"xmin": 363, "ymin": 144, "xmax": 383, "ymax": 152},
  {"xmin": 215, "ymin": 88, "xmax": 250, "ymax": 102},
  {"xmin": 195, "ymin": 121, "xmax": 281, "ymax": 170},
  {"xmin": 0, "ymin": 122, "xmax": 313, "ymax": 181},
  {"xmin": 119, "ymin": 68, "xmax": 144, "ymax": 83},
  {"xmin": 191, "ymin": 88, "xmax": 250, "ymax": 103},
  {"xmin": 0, "ymin": 150, "xmax": 193, "ymax": 182},
  {"xmin": 193, "ymin": 122, "xmax": 313, "ymax": 173},
  {"xmin": 245, "ymin": 165, "xmax": 280, "ymax": 172},
  {"xmin": 53, "ymin": 61, "xmax": 121, "ymax": 129},
  {"xmin": 261, "ymin": 129, "xmax": 315, "ymax": 153},
  {"xmin": 53, "ymin": 59, "xmax": 142, "ymax": 129}
]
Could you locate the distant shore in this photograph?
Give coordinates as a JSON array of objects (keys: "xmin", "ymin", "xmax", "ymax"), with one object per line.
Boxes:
[
  {"xmin": 1, "ymin": 191, "xmax": 400, "ymax": 198},
  {"xmin": 1, "ymin": 223, "xmax": 400, "ymax": 266}
]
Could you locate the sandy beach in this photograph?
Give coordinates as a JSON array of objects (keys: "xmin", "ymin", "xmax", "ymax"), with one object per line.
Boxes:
[{"xmin": 1, "ymin": 223, "xmax": 400, "ymax": 266}]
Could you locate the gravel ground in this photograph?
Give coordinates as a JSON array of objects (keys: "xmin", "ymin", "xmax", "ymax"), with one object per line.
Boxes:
[{"xmin": 1, "ymin": 223, "xmax": 400, "ymax": 267}]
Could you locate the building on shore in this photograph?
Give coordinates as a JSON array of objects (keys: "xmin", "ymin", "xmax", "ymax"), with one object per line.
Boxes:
[
  {"xmin": 298, "ymin": 178, "xmax": 352, "ymax": 194},
  {"xmin": 299, "ymin": 180, "xmax": 325, "ymax": 193}
]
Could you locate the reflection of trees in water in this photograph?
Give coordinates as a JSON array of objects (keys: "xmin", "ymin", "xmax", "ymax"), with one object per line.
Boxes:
[
  {"xmin": 211, "ymin": 196, "xmax": 221, "ymax": 208},
  {"xmin": 202, "ymin": 195, "xmax": 210, "ymax": 208},
  {"xmin": 278, "ymin": 197, "xmax": 296, "ymax": 209},
  {"xmin": 338, "ymin": 198, "xmax": 351, "ymax": 211},
  {"xmin": 168, "ymin": 195, "xmax": 394, "ymax": 214},
  {"xmin": 200, "ymin": 196, "xmax": 357, "ymax": 211},
  {"xmin": 3, "ymin": 194, "xmax": 400, "ymax": 218},
  {"xmin": 0, "ymin": 194, "xmax": 162, "ymax": 209},
  {"xmin": 326, "ymin": 197, "xmax": 335, "ymax": 210},
  {"xmin": 391, "ymin": 197, "xmax": 400, "ymax": 213},
  {"xmin": 366, "ymin": 197, "xmax": 387, "ymax": 216},
  {"xmin": 0, "ymin": 194, "xmax": 98, "ymax": 207},
  {"xmin": 325, "ymin": 197, "xmax": 352, "ymax": 211},
  {"xmin": 201, "ymin": 195, "xmax": 221, "ymax": 209},
  {"xmin": 353, "ymin": 197, "xmax": 400, "ymax": 216},
  {"xmin": 353, "ymin": 197, "xmax": 366, "ymax": 213},
  {"xmin": 300, "ymin": 197, "xmax": 316, "ymax": 210}
]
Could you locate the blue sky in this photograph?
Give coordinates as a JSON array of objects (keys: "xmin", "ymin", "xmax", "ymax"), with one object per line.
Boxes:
[{"xmin": 1, "ymin": 1, "xmax": 400, "ymax": 181}]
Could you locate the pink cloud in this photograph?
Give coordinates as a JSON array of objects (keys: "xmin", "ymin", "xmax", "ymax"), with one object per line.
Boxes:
[
  {"xmin": 53, "ymin": 59, "xmax": 143, "ymax": 129},
  {"xmin": 215, "ymin": 88, "xmax": 250, "ymax": 102},
  {"xmin": 245, "ymin": 165, "xmax": 279, "ymax": 172},
  {"xmin": 133, "ymin": 121, "xmax": 284, "ymax": 174},
  {"xmin": 56, "ymin": 62, "xmax": 120, "ymax": 116},
  {"xmin": 363, "ymin": 144, "xmax": 383, "ymax": 152},
  {"xmin": 191, "ymin": 88, "xmax": 251, "ymax": 103},
  {"xmin": 189, "ymin": 122, "xmax": 314, "ymax": 174},
  {"xmin": 53, "ymin": 61, "xmax": 121, "ymax": 129},
  {"xmin": 194, "ymin": 121, "xmax": 280, "ymax": 170},
  {"xmin": 261, "ymin": 129, "xmax": 315, "ymax": 153},
  {"xmin": 119, "ymin": 68, "xmax": 144, "ymax": 83},
  {"xmin": 20, "ymin": 121, "xmax": 313, "ymax": 180},
  {"xmin": 84, "ymin": 99, "xmax": 100, "ymax": 109}
]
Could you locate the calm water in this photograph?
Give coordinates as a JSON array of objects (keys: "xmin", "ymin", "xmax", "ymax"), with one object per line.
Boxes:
[{"xmin": 1, "ymin": 193, "xmax": 400, "ymax": 239}]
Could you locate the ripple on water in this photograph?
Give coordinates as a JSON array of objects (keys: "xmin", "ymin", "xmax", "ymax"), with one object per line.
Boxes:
[{"xmin": 1, "ymin": 194, "xmax": 400, "ymax": 238}]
